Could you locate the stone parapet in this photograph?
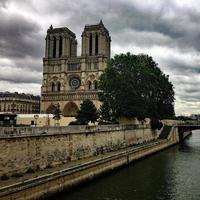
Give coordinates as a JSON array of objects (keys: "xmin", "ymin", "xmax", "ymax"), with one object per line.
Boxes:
[{"xmin": 0, "ymin": 124, "xmax": 150, "ymax": 138}]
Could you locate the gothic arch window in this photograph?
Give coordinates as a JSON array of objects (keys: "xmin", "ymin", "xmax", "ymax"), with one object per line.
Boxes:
[
  {"xmin": 94, "ymin": 62, "xmax": 98, "ymax": 70},
  {"xmin": 46, "ymin": 36, "xmax": 50, "ymax": 57},
  {"xmin": 57, "ymin": 82, "xmax": 61, "ymax": 92},
  {"xmin": 51, "ymin": 82, "xmax": 55, "ymax": 92},
  {"xmin": 95, "ymin": 34, "xmax": 98, "ymax": 55},
  {"xmin": 63, "ymin": 102, "xmax": 79, "ymax": 117},
  {"xmin": 88, "ymin": 81, "xmax": 92, "ymax": 90},
  {"xmin": 89, "ymin": 33, "xmax": 92, "ymax": 56},
  {"xmin": 69, "ymin": 39, "xmax": 72, "ymax": 57},
  {"xmin": 94, "ymin": 81, "xmax": 98, "ymax": 90},
  {"xmin": 88, "ymin": 62, "xmax": 91, "ymax": 70},
  {"xmin": 59, "ymin": 36, "xmax": 62, "ymax": 57},
  {"xmin": 53, "ymin": 36, "xmax": 56, "ymax": 58}
]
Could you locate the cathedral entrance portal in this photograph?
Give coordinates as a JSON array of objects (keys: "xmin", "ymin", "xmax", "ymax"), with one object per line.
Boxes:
[{"xmin": 63, "ymin": 102, "xmax": 79, "ymax": 117}]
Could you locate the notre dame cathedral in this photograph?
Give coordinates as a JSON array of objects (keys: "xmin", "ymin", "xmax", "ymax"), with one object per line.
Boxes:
[{"xmin": 41, "ymin": 20, "xmax": 111, "ymax": 116}]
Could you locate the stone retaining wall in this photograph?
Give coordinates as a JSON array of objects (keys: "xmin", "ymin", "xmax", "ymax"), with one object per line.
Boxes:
[
  {"xmin": 0, "ymin": 124, "xmax": 157, "ymax": 177},
  {"xmin": 0, "ymin": 139, "xmax": 177, "ymax": 200},
  {"xmin": 0, "ymin": 125, "xmax": 190, "ymax": 200}
]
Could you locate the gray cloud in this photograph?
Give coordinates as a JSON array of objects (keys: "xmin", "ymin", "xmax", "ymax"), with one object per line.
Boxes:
[
  {"xmin": 0, "ymin": 80, "xmax": 41, "ymax": 95},
  {"xmin": 0, "ymin": 0, "xmax": 8, "ymax": 7},
  {"xmin": 0, "ymin": 65, "xmax": 42, "ymax": 84},
  {"xmin": 0, "ymin": 12, "xmax": 43, "ymax": 59},
  {"xmin": 0, "ymin": 0, "xmax": 200, "ymax": 115},
  {"xmin": 161, "ymin": 57, "xmax": 200, "ymax": 75},
  {"xmin": 49, "ymin": 0, "xmax": 200, "ymax": 55}
]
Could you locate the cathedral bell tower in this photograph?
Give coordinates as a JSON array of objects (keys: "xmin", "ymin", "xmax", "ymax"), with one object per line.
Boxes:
[
  {"xmin": 41, "ymin": 21, "xmax": 111, "ymax": 117},
  {"xmin": 45, "ymin": 25, "xmax": 77, "ymax": 59},
  {"xmin": 81, "ymin": 20, "xmax": 111, "ymax": 58}
]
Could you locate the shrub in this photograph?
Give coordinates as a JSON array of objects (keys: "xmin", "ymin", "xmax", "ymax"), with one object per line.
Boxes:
[
  {"xmin": 1, "ymin": 174, "xmax": 9, "ymax": 180},
  {"xmin": 11, "ymin": 172, "xmax": 23, "ymax": 178},
  {"xmin": 26, "ymin": 167, "xmax": 35, "ymax": 173}
]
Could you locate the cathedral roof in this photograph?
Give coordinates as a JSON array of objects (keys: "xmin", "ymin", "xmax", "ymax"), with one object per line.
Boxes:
[
  {"xmin": 47, "ymin": 25, "xmax": 76, "ymax": 38},
  {"xmin": 84, "ymin": 20, "xmax": 109, "ymax": 35}
]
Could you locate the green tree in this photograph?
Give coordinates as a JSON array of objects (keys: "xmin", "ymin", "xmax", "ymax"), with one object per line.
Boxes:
[
  {"xmin": 76, "ymin": 99, "xmax": 98, "ymax": 125},
  {"xmin": 98, "ymin": 52, "xmax": 175, "ymax": 121},
  {"xmin": 99, "ymin": 100, "xmax": 113, "ymax": 123},
  {"xmin": 53, "ymin": 104, "xmax": 62, "ymax": 126}
]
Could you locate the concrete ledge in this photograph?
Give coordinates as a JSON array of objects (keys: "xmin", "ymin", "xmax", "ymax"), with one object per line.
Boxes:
[{"xmin": 0, "ymin": 124, "xmax": 150, "ymax": 138}]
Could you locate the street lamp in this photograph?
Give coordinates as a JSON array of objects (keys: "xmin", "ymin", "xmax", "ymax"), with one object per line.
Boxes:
[{"xmin": 34, "ymin": 114, "xmax": 39, "ymax": 127}]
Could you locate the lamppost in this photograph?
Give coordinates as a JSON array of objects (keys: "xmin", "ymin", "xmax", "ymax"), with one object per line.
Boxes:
[
  {"xmin": 34, "ymin": 114, "xmax": 39, "ymax": 127},
  {"xmin": 47, "ymin": 113, "xmax": 50, "ymax": 126}
]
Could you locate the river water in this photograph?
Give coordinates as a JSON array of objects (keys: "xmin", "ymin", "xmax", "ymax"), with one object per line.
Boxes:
[{"xmin": 52, "ymin": 130, "xmax": 200, "ymax": 200}]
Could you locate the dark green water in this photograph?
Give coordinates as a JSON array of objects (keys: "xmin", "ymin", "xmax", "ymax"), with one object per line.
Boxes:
[{"xmin": 52, "ymin": 131, "xmax": 200, "ymax": 200}]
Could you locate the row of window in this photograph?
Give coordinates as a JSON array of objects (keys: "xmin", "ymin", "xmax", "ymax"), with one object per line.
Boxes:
[
  {"xmin": 0, "ymin": 104, "xmax": 39, "ymax": 113},
  {"xmin": 67, "ymin": 63, "xmax": 99, "ymax": 71},
  {"xmin": 48, "ymin": 65, "xmax": 61, "ymax": 73},
  {"xmin": 50, "ymin": 80, "xmax": 98, "ymax": 92},
  {"xmin": 47, "ymin": 62, "xmax": 98, "ymax": 73},
  {"xmin": 87, "ymin": 62, "xmax": 98, "ymax": 70},
  {"xmin": 48, "ymin": 32, "xmax": 102, "ymax": 59},
  {"xmin": 68, "ymin": 63, "xmax": 81, "ymax": 71}
]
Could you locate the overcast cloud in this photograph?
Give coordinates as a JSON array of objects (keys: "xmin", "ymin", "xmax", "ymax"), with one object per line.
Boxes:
[{"xmin": 0, "ymin": 0, "xmax": 200, "ymax": 115}]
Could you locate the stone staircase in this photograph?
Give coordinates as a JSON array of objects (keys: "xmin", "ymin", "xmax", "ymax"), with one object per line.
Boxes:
[{"xmin": 158, "ymin": 125, "xmax": 172, "ymax": 139}]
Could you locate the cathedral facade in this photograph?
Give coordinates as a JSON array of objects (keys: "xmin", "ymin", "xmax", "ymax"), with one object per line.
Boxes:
[{"xmin": 41, "ymin": 20, "xmax": 111, "ymax": 116}]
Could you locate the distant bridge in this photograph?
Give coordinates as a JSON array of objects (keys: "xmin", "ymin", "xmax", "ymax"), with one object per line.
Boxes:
[
  {"xmin": 177, "ymin": 124, "xmax": 200, "ymax": 134},
  {"xmin": 158, "ymin": 123, "xmax": 200, "ymax": 141}
]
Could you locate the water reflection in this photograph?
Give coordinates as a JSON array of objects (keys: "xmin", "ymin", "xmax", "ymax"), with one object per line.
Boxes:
[{"xmin": 49, "ymin": 131, "xmax": 200, "ymax": 200}]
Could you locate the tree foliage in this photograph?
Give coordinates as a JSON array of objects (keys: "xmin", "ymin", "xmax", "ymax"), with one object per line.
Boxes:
[
  {"xmin": 99, "ymin": 100, "xmax": 115, "ymax": 123},
  {"xmin": 53, "ymin": 104, "xmax": 61, "ymax": 121},
  {"xmin": 76, "ymin": 99, "xmax": 98, "ymax": 125},
  {"xmin": 98, "ymin": 52, "xmax": 175, "ymax": 121}
]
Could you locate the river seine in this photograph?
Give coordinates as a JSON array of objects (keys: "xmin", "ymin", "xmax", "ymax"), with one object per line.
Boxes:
[{"xmin": 51, "ymin": 130, "xmax": 200, "ymax": 200}]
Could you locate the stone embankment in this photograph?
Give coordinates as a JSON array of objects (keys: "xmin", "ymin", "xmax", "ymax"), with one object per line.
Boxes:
[
  {"xmin": 0, "ymin": 124, "xmax": 157, "ymax": 177},
  {"xmin": 0, "ymin": 124, "xmax": 191, "ymax": 199}
]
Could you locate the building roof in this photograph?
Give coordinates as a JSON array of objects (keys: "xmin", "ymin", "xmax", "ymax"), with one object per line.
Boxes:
[{"xmin": 0, "ymin": 92, "xmax": 40, "ymax": 100}]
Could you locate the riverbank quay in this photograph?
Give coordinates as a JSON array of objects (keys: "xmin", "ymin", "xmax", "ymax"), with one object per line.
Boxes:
[{"xmin": 0, "ymin": 124, "xmax": 191, "ymax": 199}]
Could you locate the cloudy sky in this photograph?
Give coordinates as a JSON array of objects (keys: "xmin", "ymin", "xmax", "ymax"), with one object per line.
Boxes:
[{"xmin": 0, "ymin": 0, "xmax": 200, "ymax": 115}]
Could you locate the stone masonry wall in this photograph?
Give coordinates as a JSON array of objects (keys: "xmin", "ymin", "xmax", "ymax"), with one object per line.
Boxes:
[{"xmin": 0, "ymin": 125, "xmax": 158, "ymax": 176}]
